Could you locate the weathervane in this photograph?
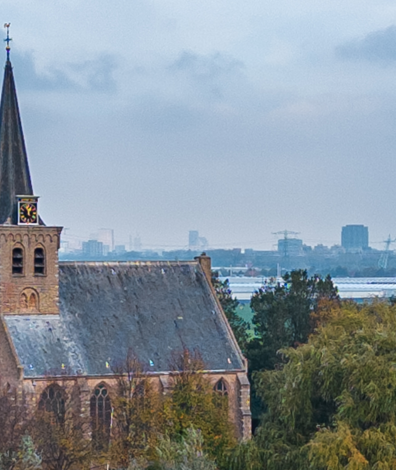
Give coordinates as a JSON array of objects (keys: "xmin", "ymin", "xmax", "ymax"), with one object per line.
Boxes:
[{"xmin": 4, "ymin": 23, "xmax": 11, "ymax": 60}]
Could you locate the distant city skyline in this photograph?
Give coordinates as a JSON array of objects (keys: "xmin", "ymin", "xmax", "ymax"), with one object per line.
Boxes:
[
  {"xmin": 5, "ymin": 2, "xmax": 396, "ymax": 249},
  {"xmin": 60, "ymin": 224, "xmax": 391, "ymax": 254}
]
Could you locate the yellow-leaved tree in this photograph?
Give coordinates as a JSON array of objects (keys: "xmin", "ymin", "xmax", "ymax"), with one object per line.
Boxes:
[{"xmin": 227, "ymin": 301, "xmax": 396, "ymax": 470}]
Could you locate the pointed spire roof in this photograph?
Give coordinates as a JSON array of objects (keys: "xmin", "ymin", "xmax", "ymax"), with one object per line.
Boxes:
[{"xmin": 0, "ymin": 58, "xmax": 34, "ymax": 224}]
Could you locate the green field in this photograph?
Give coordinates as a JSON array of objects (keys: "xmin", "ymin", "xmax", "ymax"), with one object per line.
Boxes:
[
  {"xmin": 235, "ymin": 302, "xmax": 255, "ymax": 337},
  {"xmin": 236, "ymin": 302, "xmax": 254, "ymax": 322}
]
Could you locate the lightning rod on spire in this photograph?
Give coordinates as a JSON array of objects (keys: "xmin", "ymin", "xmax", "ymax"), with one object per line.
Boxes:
[{"xmin": 3, "ymin": 23, "xmax": 11, "ymax": 60}]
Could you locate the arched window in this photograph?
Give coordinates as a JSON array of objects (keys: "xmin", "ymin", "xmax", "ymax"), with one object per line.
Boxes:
[
  {"xmin": 34, "ymin": 247, "xmax": 45, "ymax": 275},
  {"xmin": 29, "ymin": 292, "xmax": 37, "ymax": 310},
  {"xmin": 90, "ymin": 384, "xmax": 111, "ymax": 450},
  {"xmin": 20, "ymin": 288, "xmax": 39, "ymax": 313},
  {"xmin": 20, "ymin": 293, "xmax": 28, "ymax": 310},
  {"xmin": 214, "ymin": 379, "xmax": 228, "ymax": 397},
  {"xmin": 134, "ymin": 380, "xmax": 146, "ymax": 397},
  {"xmin": 38, "ymin": 385, "xmax": 66, "ymax": 423},
  {"xmin": 12, "ymin": 247, "xmax": 24, "ymax": 275}
]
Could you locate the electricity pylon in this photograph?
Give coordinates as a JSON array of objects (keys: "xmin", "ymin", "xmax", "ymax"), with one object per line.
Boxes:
[
  {"xmin": 272, "ymin": 230, "xmax": 300, "ymax": 258},
  {"xmin": 378, "ymin": 235, "xmax": 396, "ymax": 270}
]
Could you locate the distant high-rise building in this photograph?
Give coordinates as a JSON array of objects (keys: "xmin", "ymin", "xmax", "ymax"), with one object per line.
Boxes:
[
  {"xmin": 82, "ymin": 240, "xmax": 104, "ymax": 257},
  {"xmin": 134, "ymin": 236, "xmax": 142, "ymax": 252},
  {"xmin": 188, "ymin": 230, "xmax": 208, "ymax": 251},
  {"xmin": 189, "ymin": 230, "xmax": 199, "ymax": 249},
  {"xmin": 341, "ymin": 225, "xmax": 369, "ymax": 252},
  {"xmin": 96, "ymin": 228, "xmax": 114, "ymax": 252}
]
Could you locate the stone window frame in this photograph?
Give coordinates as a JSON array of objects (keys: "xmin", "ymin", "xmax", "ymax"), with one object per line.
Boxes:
[
  {"xmin": 12, "ymin": 244, "xmax": 25, "ymax": 276},
  {"xmin": 20, "ymin": 287, "xmax": 40, "ymax": 313},
  {"xmin": 90, "ymin": 382, "xmax": 112, "ymax": 451},
  {"xmin": 33, "ymin": 245, "xmax": 46, "ymax": 276},
  {"xmin": 213, "ymin": 378, "xmax": 229, "ymax": 397},
  {"xmin": 38, "ymin": 383, "xmax": 66, "ymax": 424}
]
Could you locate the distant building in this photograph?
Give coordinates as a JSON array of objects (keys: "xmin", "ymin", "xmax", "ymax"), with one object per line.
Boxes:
[
  {"xmin": 97, "ymin": 228, "xmax": 114, "ymax": 252},
  {"xmin": 188, "ymin": 230, "xmax": 208, "ymax": 250},
  {"xmin": 278, "ymin": 238, "xmax": 303, "ymax": 256},
  {"xmin": 114, "ymin": 245, "xmax": 126, "ymax": 254},
  {"xmin": 60, "ymin": 239, "xmax": 70, "ymax": 253},
  {"xmin": 313, "ymin": 244, "xmax": 330, "ymax": 254},
  {"xmin": 341, "ymin": 225, "xmax": 369, "ymax": 252},
  {"xmin": 134, "ymin": 236, "xmax": 142, "ymax": 252},
  {"xmin": 189, "ymin": 230, "xmax": 199, "ymax": 249},
  {"xmin": 82, "ymin": 239, "xmax": 104, "ymax": 257}
]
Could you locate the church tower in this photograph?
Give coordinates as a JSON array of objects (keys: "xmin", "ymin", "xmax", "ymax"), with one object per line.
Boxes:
[{"xmin": 0, "ymin": 30, "xmax": 62, "ymax": 315}]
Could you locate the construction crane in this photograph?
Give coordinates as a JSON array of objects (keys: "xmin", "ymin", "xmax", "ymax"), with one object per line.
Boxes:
[
  {"xmin": 272, "ymin": 230, "xmax": 300, "ymax": 258},
  {"xmin": 378, "ymin": 235, "xmax": 396, "ymax": 270}
]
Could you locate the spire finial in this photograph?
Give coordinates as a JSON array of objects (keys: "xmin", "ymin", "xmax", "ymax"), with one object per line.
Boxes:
[{"xmin": 3, "ymin": 23, "xmax": 11, "ymax": 61}]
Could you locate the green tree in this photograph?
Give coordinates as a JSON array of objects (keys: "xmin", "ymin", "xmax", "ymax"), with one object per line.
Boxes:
[
  {"xmin": 0, "ymin": 385, "xmax": 30, "ymax": 470},
  {"xmin": 234, "ymin": 301, "xmax": 396, "ymax": 469},
  {"xmin": 111, "ymin": 353, "xmax": 166, "ymax": 468},
  {"xmin": 0, "ymin": 435, "xmax": 41, "ymax": 470},
  {"xmin": 152, "ymin": 427, "xmax": 217, "ymax": 470},
  {"xmin": 14, "ymin": 436, "xmax": 41, "ymax": 470},
  {"xmin": 247, "ymin": 269, "xmax": 339, "ymax": 372},
  {"xmin": 211, "ymin": 272, "xmax": 249, "ymax": 352},
  {"xmin": 166, "ymin": 349, "xmax": 236, "ymax": 462},
  {"xmin": 32, "ymin": 401, "xmax": 92, "ymax": 470}
]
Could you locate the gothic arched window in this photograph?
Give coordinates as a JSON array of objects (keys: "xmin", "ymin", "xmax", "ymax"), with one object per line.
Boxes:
[
  {"xmin": 20, "ymin": 293, "xmax": 28, "ymax": 310},
  {"xmin": 29, "ymin": 292, "xmax": 37, "ymax": 310},
  {"xmin": 214, "ymin": 379, "xmax": 228, "ymax": 397},
  {"xmin": 90, "ymin": 384, "xmax": 111, "ymax": 450},
  {"xmin": 38, "ymin": 385, "xmax": 66, "ymax": 423},
  {"xmin": 20, "ymin": 288, "xmax": 39, "ymax": 313},
  {"xmin": 34, "ymin": 247, "xmax": 45, "ymax": 275},
  {"xmin": 12, "ymin": 247, "xmax": 24, "ymax": 275}
]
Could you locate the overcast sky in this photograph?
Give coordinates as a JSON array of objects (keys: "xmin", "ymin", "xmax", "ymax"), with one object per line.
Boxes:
[{"xmin": 4, "ymin": 1, "xmax": 396, "ymax": 250}]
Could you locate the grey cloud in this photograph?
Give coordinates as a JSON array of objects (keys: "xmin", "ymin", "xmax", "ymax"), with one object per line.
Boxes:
[
  {"xmin": 70, "ymin": 55, "xmax": 117, "ymax": 93},
  {"xmin": 336, "ymin": 25, "xmax": 396, "ymax": 63},
  {"xmin": 11, "ymin": 51, "xmax": 117, "ymax": 93},
  {"xmin": 166, "ymin": 51, "xmax": 246, "ymax": 102},
  {"xmin": 131, "ymin": 97, "xmax": 201, "ymax": 133},
  {"xmin": 169, "ymin": 51, "xmax": 244, "ymax": 79},
  {"xmin": 11, "ymin": 52, "xmax": 76, "ymax": 91}
]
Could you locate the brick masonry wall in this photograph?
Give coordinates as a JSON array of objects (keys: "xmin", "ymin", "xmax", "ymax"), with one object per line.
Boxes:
[
  {"xmin": 22, "ymin": 371, "xmax": 251, "ymax": 440},
  {"xmin": 0, "ymin": 226, "xmax": 62, "ymax": 314},
  {"xmin": 0, "ymin": 318, "xmax": 19, "ymax": 385}
]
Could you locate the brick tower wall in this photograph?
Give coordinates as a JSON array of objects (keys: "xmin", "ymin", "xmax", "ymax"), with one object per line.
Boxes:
[{"xmin": 0, "ymin": 226, "xmax": 62, "ymax": 315}]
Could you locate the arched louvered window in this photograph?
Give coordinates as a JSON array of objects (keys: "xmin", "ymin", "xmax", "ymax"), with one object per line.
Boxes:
[
  {"xmin": 38, "ymin": 385, "xmax": 66, "ymax": 424},
  {"xmin": 90, "ymin": 384, "xmax": 111, "ymax": 450},
  {"xmin": 29, "ymin": 292, "xmax": 38, "ymax": 310},
  {"xmin": 214, "ymin": 379, "xmax": 228, "ymax": 397},
  {"xmin": 34, "ymin": 247, "xmax": 45, "ymax": 275},
  {"xmin": 12, "ymin": 247, "xmax": 24, "ymax": 275}
]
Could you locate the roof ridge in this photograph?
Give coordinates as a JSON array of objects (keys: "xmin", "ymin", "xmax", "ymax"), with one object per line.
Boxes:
[{"xmin": 59, "ymin": 260, "xmax": 199, "ymax": 266}]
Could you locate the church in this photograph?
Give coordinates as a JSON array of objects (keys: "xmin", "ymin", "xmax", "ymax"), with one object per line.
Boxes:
[{"xmin": 0, "ymin": 43, "xmax": 251, "ymax": 440}]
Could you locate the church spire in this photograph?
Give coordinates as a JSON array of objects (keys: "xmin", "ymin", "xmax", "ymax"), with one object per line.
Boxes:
[{"xmin": 0, "ymin": 24, "xmax": 34, "ymax": 225}]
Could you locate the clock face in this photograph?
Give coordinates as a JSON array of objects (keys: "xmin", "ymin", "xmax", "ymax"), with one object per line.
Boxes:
[{"xmin": 19, "ymin": 203, "xmax": 38, "ymax": 224}]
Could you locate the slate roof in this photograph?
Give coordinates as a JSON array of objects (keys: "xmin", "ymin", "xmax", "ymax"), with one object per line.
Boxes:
[
  {"xmin": 0, "ymin": 60, "xmax": 35, "ymax": 224},
  {"xmin": 4, "ymin": 262, "xmax": 245, "ymax": 378}
]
